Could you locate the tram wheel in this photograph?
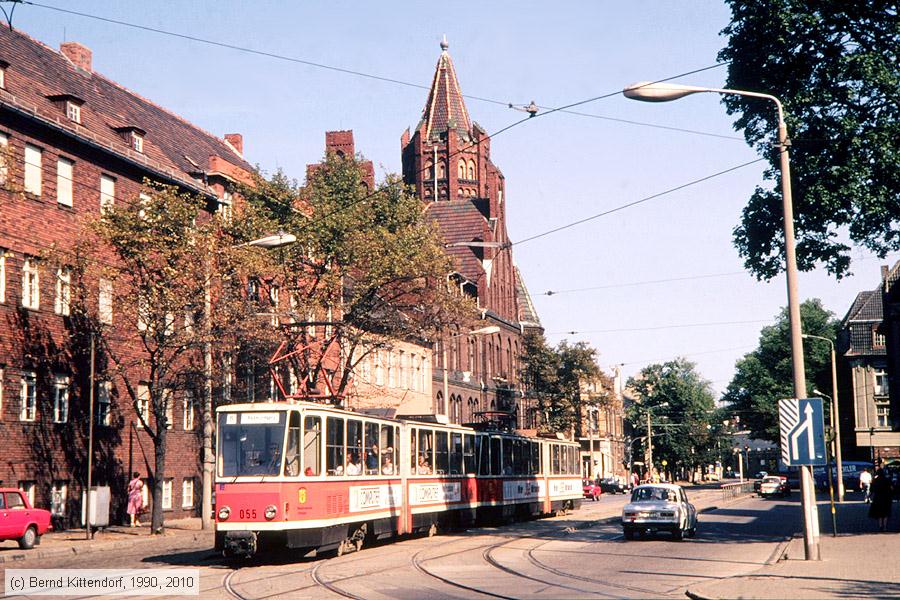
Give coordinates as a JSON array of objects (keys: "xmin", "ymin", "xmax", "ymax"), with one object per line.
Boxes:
[
  {"xmin": 336, "ymin": 540, "xmax": 346, "ymax": 557},
  {"xmin": 428, "ymin": 523, "xmax": 438, "ymax": 538}
]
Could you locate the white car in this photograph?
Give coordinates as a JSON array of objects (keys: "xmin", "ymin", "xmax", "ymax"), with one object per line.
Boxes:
[{"xmin": 621, "ymin": 483, "xmax": 697, "ymax": 540}]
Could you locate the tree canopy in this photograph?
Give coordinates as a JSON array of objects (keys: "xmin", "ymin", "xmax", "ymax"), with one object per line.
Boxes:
[
  {"xmin": 626, "ymin": 358, "xmax": 721, "ymax": 477},
  {"xmin": 235, "ymin": 153, "xmax": 473, "ymax": 400},
  {"xmin": 721, "ymin": 298, "xmax": 840, "ymax": 442},
  {"xmin": 519, "ymin": 333, "xmax": 612, "ymax": 434},
  {"xmin": 719, "ymin": 1, "xmax": 900, "ymax": 280}
]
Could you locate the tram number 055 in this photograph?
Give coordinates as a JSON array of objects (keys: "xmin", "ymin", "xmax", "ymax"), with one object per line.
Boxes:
[{"xmin": 239, "ymin": 508, "xmax": 257, "ymax": 519}]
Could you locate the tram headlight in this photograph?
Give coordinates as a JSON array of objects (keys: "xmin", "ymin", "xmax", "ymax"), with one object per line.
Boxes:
[
  {"xmin": 218, "ymin": 506, "xmax": 231, "ymax": 520},
  {"xmin": 264, "ymin": 505, "xmax": 277, "ymax": 520}
]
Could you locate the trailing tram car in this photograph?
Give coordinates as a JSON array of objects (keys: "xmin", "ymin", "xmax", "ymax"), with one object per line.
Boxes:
[{"xmin": 214, "ymin": 401, "xmax": 582, "ymax": 557}]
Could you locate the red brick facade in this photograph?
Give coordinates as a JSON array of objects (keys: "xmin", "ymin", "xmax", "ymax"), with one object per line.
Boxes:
[{"xmin": 0, "ymin": 28, "xmax": 251, "ymax": 526}]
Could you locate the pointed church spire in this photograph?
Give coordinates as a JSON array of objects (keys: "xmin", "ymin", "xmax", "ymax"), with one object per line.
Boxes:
[{"xmin": 421, "ymin": 36, "xmax": 471, "ymax": 141}]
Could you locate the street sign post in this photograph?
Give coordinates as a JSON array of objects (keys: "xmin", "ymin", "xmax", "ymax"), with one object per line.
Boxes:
[
  {"xmin": 779, "ymin": 397, "xmax": 825, "ymax": 560},
  {"xmin": 779, "ymin": 398, "xmax": 827, "ymax": 466}
]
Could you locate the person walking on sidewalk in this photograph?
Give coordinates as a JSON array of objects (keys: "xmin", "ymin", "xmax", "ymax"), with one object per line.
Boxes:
[
  {"xmin": 868, "ymin": 468, "xmax": 893, "ymax": 532},
  {"xmin": 126, "ymin": 473, "xmax": 144, "ymax": 528},
  {"xmin": 860, "ymin": 468, "xmax": 873, "ymax": 503}
]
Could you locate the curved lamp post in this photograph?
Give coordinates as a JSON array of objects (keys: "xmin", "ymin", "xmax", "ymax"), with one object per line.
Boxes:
[{"xmin": 624, "ymin": 81, "xmax": 819, "ymax": 560}]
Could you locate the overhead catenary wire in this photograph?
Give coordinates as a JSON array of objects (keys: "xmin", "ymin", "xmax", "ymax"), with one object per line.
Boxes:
[
  {"xmin": 11, "ymin": 1, "xmax": 743, "ymax": 143},
  {"xmin": 545, "ymin": 318, "xmax": 775, "ymax": 336}
]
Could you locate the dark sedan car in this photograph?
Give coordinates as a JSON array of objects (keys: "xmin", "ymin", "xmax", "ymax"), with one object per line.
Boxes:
[{"xmin": 599, "ymin": 477, "xmax": 629, "ymax": 494}]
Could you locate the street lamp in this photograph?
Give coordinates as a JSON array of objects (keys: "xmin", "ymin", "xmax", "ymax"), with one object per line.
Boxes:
[
  {"xmin": 441, "ymin": 325, "xmax": 500, "ymax": 419},
  {"xmin": 805, "ymin": 334, "xmax": 844, "ymax": 502},
  {"xmin": 625, "ymin": 81, "xmax": 820, "ymax": 560}
]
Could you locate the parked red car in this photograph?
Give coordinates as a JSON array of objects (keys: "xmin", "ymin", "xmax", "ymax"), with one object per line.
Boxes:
[
  {"xmin": 0, "ymin": 488, "xmax": 52, "ymax": 549},
  {"xmin": 582, "ymin": 479, "xmax": 603, "ymax": 501}
]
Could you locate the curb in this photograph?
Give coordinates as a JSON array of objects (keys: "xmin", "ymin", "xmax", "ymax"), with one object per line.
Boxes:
[{"xmin": 0, "ymin": 531, "xmax": 210, "ymax": 565}]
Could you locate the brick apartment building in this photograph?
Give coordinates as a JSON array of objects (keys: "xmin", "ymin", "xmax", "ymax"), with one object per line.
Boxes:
[
  {"xmin": 839, "ymin": 261, "xmax": 900, "ymax": 462},
  {"xmin": 401, "ymin": 39, "xmax": 543, "ymax": 431},
  {"xmin": 0, "ymin": 27, "xmax": 252, "ymax": 525}
]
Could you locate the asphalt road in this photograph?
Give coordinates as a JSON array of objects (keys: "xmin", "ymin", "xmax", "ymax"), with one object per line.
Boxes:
[{"xmin": 5, "ymin": 491, "xmax": 801, "ymax": 599}]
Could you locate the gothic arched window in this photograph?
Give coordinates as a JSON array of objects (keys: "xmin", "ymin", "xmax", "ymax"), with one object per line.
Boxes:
[
  {"xmin": 467, "ymin": 160, "xmax": 476, "ymax": 180},
  {"xmin": 458, "ymin": 159, "xmax": 466, "ymax": 179}
]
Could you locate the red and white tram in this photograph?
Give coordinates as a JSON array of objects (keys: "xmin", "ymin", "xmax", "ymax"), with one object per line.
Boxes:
[{"xmin": 214, "ymin": 401, "xmax": 582, "ymax": 557}]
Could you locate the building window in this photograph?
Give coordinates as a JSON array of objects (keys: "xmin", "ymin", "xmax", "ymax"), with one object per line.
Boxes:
[
  {"xmin": 20, "ymin": 372, "xmax": 36, "ymax": 422},
  {"xmin": 467, "ymin": 160, "xmax": 476, "ymax": 180},
  {"xmin": 0, "ymin": 132, "xmax": 8, "ymax": 185},
  {"xmin": 66, "ymin": 101, "xmax": 81, "ymax": 124},
  {"xmin": 181, "ymin": 478, "xmax": 195, "ymax": 508},
  {"xmin": 132, "ymin": 132, "xmax": 144, "ymax": 153},
  {"xmin": 53, "ymin": 374, "xmax": 69, "ymax": 423},
  {"xmin": 218, "ymin": 191, "xmax": 233, "ymax": 223},
  {"xmin": 22, "ymin": 256, "xmax": 39, "ymax": 309},
  {"xmin": 247, "ymin": 278, "xmax": 259, "ymax": 302},
  {"xmin": 873, "ymin": 330, "xmax": 886, "ymax": 348},
  {"xmin": 18, "ymin": 481, "xmax": 36, "ymax": 506},
  {"xmin": 136, "ymin": 384, "xmax": 149, "ymax": 427},
  {"xmin": 876, "ymin": 403, "xmax": 891, "ymax": 428},
  {"xmin": 24, "ymin": 144, "xmax": 42, "ymax": 195},
  {"xmin": 162, "ymin": 479, "xmax": 173, "ymax": 510},
  {"xmin": 55, "ymin": 268, "xmax": 71, "ymax": 316},
  {"xmin": 164, "ymin": 388, "xmax": 174, "ymax": 430},
  {"xmin": 374, "ymin": 350, "xmax": 384, "ymax": 386},
  {"xmin": 97, "ymin": 381, "xmax": 111, "ymax": 426},
  {"xmin": 874, "ymin": 369, "xmax": 889, "ymax": 397},
  {"xmin": 457, "ymin": 159, "xmax": 466, "ymax": 179},
  {"xmin": 100, "ymin": 174, "xmax": 115, "ymax": 213},
  {"xmin": 387, "ymin": 352, "xmax": 395, "ymax": 388},
  {"xmin": 51, "ymin": 481, "xmax": 67, "ymax": 516},
  {"xmin": 183, "ymin": 390, "xmax": 195, "ymax": 431},
  {"xmin": 0, "ymin": 66, "xmax": 5, "ymax": 89},
  {"xmin": 0, "ymin": 367, "xmax": 4, "ymax": 419},
  {"xmin": 0, "ymin": 249, "xmax": 7, "ymax": 303},
  {"xmin": 270, "ymin": 285, "xmax": 280, "ymax": 326},
  {"xmin": 99, "ymin": 278, "xmax": 113, "ymax": 324}
]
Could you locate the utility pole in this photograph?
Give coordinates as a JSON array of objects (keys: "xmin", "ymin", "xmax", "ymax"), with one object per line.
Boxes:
[
  {"xmin": 85, "ymin": 334, "xmax": 95, "ymax": 540},
  {"xmin": 646, "ymin": 409, "xmax": 653, "ymax": 480}
]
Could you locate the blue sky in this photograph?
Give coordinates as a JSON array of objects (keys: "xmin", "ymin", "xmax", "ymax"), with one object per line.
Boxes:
[{"xmin": 13, "ymin": 1, "xmax": 894, "ymax": 394}]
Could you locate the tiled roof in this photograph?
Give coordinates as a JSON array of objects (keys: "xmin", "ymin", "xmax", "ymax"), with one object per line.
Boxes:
[
  {"xmin": 843, "ymin": 290, "xmax": 883, "ymax": 324},
  {"xmin": 424, "ymin": 199, "xmax": 489, "ymax": 283},
  {"xmin": 418, "ymin": 42, "xmax": 471, "ymax": 141},
  {"xmin": 0, "ymin": 28, "xmax": 252, "ymax": 184},
  {"xmin": 514, "ymin": 266, "xmax": 541, "ymax": 328}
]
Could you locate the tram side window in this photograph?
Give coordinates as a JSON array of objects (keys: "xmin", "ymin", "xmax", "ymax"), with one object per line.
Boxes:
[
  {"xmin": 551, "ymin": 444, "xmax": 560, "ymax": 475},
  {"xmin": 326, "ymin": 417, "xmax": 345, "ymax": 476},
  {"xmin": 502, "ymin": 438, "xmax": 513, "ymax": 475},
  {"xmin": 490, "ymin": 437, "xmax": 502, "ymax": 476},
  {"xmin": 479, "ymin": 434, "xmax": 491, "ymax": 475},
  {"xmin": 417, "ymin": 429, "xmax": 434, "ymax": 474},
  {"xmin": 532, "ymin": 442, "xmax": 540, "ymax": 475},
  {"xmin": 285, "ymin": 412, "xmax": 301, "ymax": 476},
  {"xmin": 515, "ymin": 440, "xmax": 525, "ymax": 475},
  {"xmin": 450, "ymin": 432, "xmax": 463, "ymax": 475},
  {"xmin": 365, "ymin": 422, "xmax": 380, "ymax": 475},
  {"xmin": 380, "ymin": 425, "xmax": 396, "ymax": 475},
  {"xmin": 410, "ymin": 428, "xmax": 417, "ymax": 475},
  {"xmin": 346, "ymin": 419, "xmax": 363, "ymax": 476},
  {"xmin": 568, "ymin": 447, "xmax": 575, "ymax": 474},
  {"xmin": 303, "ymin": 416, "xmax": 321, "ymax": 476},
  {"xmin": 464, "ymin": 434, "xmax": 477, "ymax": 475},
  {"xmin": 435, "ymin": 431, "xmax": 449, "ymax": 475}
]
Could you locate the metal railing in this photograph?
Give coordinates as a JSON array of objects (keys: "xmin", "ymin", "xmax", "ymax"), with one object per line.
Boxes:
[{"xmin": 720, "ymin": 480, "xmax": 756, "ymax": 502}]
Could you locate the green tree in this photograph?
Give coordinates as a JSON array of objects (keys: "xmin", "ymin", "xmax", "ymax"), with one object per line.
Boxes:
[
  {"xmin": 52, "ymin": 183, "xmax": 271, "ymax": 534},
  {"xmin": 719, "ymin": 1, "xmax": 900, "ymax": 279},
  {"xmin": 236, "ymin": 153, "xmax": 473, "ymax": 401},
  {"xmin": 519, "ymin": 333, "xmax": 612, "ymax": 434},
  {"xmin": 627, "ymin": 358, "xmax": 720, "ymax": 480},
  {"xmin": 722, "ymin": 298, "xmax": 840, "ymax": 442}
]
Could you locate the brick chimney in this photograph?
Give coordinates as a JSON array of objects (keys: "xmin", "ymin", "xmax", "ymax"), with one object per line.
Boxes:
[
  {"xmin": 224, "ymin": 133, "xmax": 243, "ymax": 156},
  {"xmin": 60, "ymin": 42, "xmax": 92, "ymax": 72}
]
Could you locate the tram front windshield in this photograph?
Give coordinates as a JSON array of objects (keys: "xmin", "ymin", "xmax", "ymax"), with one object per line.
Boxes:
[{"xmin": 217, "ymin": 411, "xmax": 286, "ymax": 477}]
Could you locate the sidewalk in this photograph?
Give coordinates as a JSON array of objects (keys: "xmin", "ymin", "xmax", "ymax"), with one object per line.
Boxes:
[
  {"xmin": 0, "ymin": 518, "xmax": 212, "ymax": 565},
  {"xmin": 687, "ymin": 498, "xmax": 900, "ymax": 599}
]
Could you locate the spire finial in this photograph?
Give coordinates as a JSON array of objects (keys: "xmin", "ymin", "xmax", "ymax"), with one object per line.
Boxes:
[{"xmin": 440, "ymin": 34, "xmax": 449, "ymax": 51}]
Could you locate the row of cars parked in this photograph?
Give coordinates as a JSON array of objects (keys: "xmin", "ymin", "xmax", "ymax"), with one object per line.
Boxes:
[{"xmin": 582, "ymin": 477, "xmax": 630, "ymax": 500}]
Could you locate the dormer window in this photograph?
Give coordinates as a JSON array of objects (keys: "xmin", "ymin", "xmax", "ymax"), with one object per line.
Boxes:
[
  {"xmin": 112, "ymin": 125, "xmax": 146, "ymax": 153},
  {"xmin": 66, "ymin": 101, "xmax": 81, "ymax": 123},
  {"xmin": 132, "ymin": 132, "xmax": 143, "ymax": 153}
]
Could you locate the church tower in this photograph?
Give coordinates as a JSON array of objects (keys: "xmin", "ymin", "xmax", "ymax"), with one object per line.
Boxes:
[{"xmin": 401, "ymin": 38, "xmax": 542, "ymax": 430}]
